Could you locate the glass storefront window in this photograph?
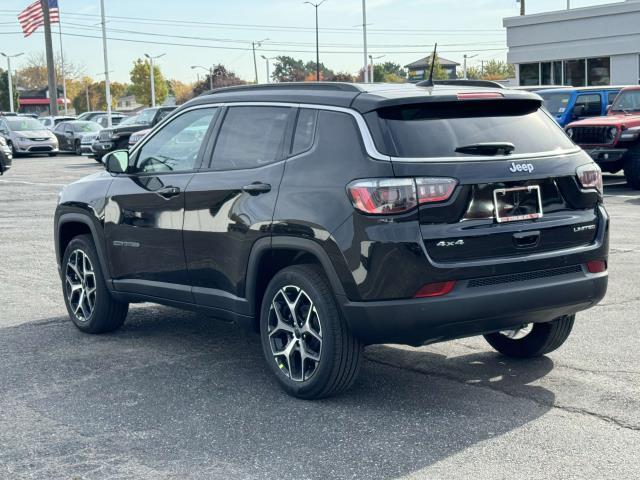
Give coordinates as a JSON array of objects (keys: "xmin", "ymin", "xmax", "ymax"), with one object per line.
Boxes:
[
  {"xmin": 587, "ymin": 57, "xmax": 610, "ymax": 85},
  {"xmin": 519, "ymin": 63, "xmax": 540, "ymax": 86},
  {"xmin": 553, "ymin": 61, "xmax": 563, "ymax": 85},
  {"xmin": 541, "ymin": 62, "xmax": 552, "ymax": 85},
  {"xmin": 564, "ymin": 59, "xmax": 586, "ymax": 86}
]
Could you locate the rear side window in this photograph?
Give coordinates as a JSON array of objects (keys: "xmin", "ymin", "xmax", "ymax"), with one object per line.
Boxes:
[
  {"xmin": 291, "ymin": 109, "xmax": 318, "ymax": 156},
  {"xmin": 575, "ymin": 94, "xmax": 601, "ymax": 117},
  {"xmin": 211, "ymin": 106, "xmax": 292, "ymax": 170},
  {"xmin": 377, "ymin": 100, "xmax": 575, "ymax": 158}
]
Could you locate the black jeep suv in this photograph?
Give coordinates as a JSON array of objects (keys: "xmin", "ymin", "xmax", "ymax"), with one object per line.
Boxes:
[{"xmin": 54, "ymin": 83, "xmax": 608, "ymax": 399}]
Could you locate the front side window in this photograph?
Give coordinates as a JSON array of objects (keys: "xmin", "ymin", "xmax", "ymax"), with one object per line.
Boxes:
[
  {"xmin": 607, "ymin": 91, "xmax": 619, "ymax": 106},
  {"xmin": 134, "ymin": 108, "xmax": 217, "ymax": 174},
  {"xmin": 211, "ymin": 106, "xmax": 292, "ymax": 170},
  {"xmin": 135, "ymin": 108, "xmax": 158, "ymax": 125},
  {"xmin": 611, "ymin": 90, "xmax": 640, "ymax": 113},
  {"xmin": 574, "ymin": 94, "xmax": 602, "ymax": 117}
]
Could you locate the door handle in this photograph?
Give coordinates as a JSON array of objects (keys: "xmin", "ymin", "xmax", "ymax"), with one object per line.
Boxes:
[
  {"xmin": 157, "ymin": 186, "xmax": 181, "ymax": 198},
  {"xmin": 242, "ymin": 182, "xmax": 271, "ymax": 195}
]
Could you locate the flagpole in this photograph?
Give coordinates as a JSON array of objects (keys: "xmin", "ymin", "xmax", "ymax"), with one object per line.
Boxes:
[
  {"xmin": 100, "ymin": 0, "xmax": 112, "ymax": 127},
  {"xmin": 57, "ymin": 5, "xmax": 67, "ymax": 115},
  {"xmin": 40, "ymin": 0, "xmax": 57, "ymax": 115}
]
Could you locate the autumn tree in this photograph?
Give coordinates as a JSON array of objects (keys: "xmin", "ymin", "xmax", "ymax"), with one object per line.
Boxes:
[
  {"xmin": 16, "ymin": 52, "xmax": 85, "ymax": 89},
  {"xmin": 271, "ymin": 56, "xmax": 306, "ymax": 83},
  {"xmin": 192, "ymin": 64, "xmax": 245, "ymax": 96},
  {"xmin": 130, "ymin": 58, "xmax": 168, "ymax": 106},
  {"xmin": 466, "ymin": 60, "xmax": 515, "ymax": 81},
  {"xmin": 168, "ymin": 79, "xmax": 194, "ymax": 104}
]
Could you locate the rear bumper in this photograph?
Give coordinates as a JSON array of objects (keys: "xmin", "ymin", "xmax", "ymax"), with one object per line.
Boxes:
[
  {"xmin": 584, "ymin": 147, "xmax": 627, "ymax": 163},
  {"xmin": 340, "ymin": 269, "xmax": 607, "ymax": 346}
]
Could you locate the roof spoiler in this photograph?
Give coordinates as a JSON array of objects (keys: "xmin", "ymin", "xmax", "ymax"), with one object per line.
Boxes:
[{"xmin": 419, "ymin": 79, "xmax": 505, "ymax": 89}]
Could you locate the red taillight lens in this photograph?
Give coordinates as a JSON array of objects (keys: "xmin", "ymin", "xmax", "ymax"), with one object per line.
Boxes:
[
  {"xmin": 414, "ymin": 281, "xmax": 456, "ymax": 298},
  {"xmin": 347, "ymin": 177, "xmax": 457, "ymax": 215},
  {"xmin": 576, "ymin": 163, "xmax": 603, "ymax": 194},
  {"xmin": 457, "ymin": 92, "xmax": 503, "ymax": 100},
  {"xmin": 416, "ymin": 178, "xmax": 458, "ymax": 204},
  {"xmin": 587, "ymin": 260, "xmax": 607, "ymax": 273}
]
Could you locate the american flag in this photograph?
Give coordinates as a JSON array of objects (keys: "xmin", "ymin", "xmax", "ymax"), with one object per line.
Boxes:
[{"xmin": 18, "ymin": 0, "xmax": 59, "ymax": 38}]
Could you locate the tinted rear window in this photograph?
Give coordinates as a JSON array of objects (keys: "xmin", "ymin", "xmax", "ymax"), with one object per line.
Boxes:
[{"xmin": 377, "ymin": 100, "xmax": 574, "ymax": 158}]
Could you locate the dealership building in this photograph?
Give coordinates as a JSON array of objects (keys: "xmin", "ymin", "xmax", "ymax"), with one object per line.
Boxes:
[{"xmin": 504, "ymin": 0, "xmax": 640, "ymax": 86}]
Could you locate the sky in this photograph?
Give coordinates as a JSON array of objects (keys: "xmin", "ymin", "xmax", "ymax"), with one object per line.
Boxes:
[{"xmin": 0, "ymin": 0, "xmax": 623, "ymax": 85}]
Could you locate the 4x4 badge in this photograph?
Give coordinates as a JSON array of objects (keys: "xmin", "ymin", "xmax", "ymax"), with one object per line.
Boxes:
[
  {"xmin": 436, "ymin": 240, "xmax": 465, "ymax": 247},
  {"xmin": 509, "ymin": 162, "xmax": 534, "ymax": 173}
]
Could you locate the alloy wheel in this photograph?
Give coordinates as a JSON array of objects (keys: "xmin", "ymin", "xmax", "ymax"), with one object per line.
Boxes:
[
  {"xmin": 500, "ymin": 323, "xmax": 533, "ymax": 340},
  {"xmin": 267, "ymin": 285, "xmax": 323, "ymax": 382},
  {"xmin": 65, "ymin": 249, "xmax": 97, "ymax": 322}
]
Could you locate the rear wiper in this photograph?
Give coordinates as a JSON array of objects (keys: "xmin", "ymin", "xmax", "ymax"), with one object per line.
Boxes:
[{"xmin": 455, "ymin": 142, "xmax": 515, "ymax": 156}]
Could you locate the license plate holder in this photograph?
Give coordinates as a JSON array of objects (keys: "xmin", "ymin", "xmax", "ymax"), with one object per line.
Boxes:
[{"xmin": 493, "ymin": 185, "xmax": 543, "ymax": 223}]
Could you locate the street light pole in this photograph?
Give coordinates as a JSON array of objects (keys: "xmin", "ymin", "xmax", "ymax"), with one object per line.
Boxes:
[
  {"xmin": 1, "ymin": 52, "xmax": 23, "ymax": 113},
  {"xmin": 362, "ymin": 0, "xmax": 368, "ymax": 83},
  {"xmin": 261, "ymin": 55, "xmax": 276, "ymax": 84},
  {"xmin": 304, "ymin": 1, "xmax": 326, "ymax": 82},
  {"xmin": 462, "ymin": 54, "xmax": 478, "ymax": 80},
  {"xmin": 99, "ymin": 0, "xmax": 112, "ymax": 127},
  {"xmin": 145, "ymin": 53, "xmax": 165, "ymax": 107},
  {"xmin": 368, "ymin": 54, "xmax": 384, "ymax": 83},
  {"xmin": 191, "ymin": 65, "xmax": 214, "ymax": 90}
]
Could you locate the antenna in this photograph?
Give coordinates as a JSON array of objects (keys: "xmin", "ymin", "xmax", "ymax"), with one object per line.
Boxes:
[{"xmin": 423, "ymin": 43, "xmax": 438, "ymax": 88}]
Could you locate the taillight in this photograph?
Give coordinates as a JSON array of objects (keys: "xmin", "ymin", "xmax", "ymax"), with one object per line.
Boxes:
[
  {"xmin": 576, "ymin": 163, "xmax": 603, "ymax": 194},
  {"xmin": 347, "ymin": 178, "xmax": 457, "ymax": 215},
  {"xmin": 457, "ymin": 92, "xmax": 503, "ymax": 100},
  {"xmin": 414, "ymin": 281, "xmax": 456, "ymax": 298}
]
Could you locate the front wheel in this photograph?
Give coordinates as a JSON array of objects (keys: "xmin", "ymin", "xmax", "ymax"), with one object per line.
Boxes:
[
  {"xmin": 260, "ymin": 265, "xmax": 363, "ymax": 399},
  {"xmin": 49, "ymin": 152, "xmax": 57, "ymax": 157},
  {"xmin": 624, "ymin": 149, "xmax": 640, "ymax": 190},
  {"xmin": 75, "ymin": 140, "xmax": 82, "ymax": 156},
  {"xmin": 62, "ymin": 234, "xmax": 128, "ymax": 333},
  {"xmin": 483, "ymin": 315, "xmax": 575, "ymax": 358}
]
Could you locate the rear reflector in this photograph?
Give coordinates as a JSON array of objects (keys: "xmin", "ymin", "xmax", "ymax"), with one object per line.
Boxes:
[
  {"xmin": 586, "ymin": 260, "xmax": 607, "ymax": 273},
  {"xmin": 347, "ymin": 177, "xmax": 457, "ymax": 215},
  {"xmin": 414, "ymin": 281, "xmax": 456, "ymax": 298},
  {"xmin": 457, "ymin": 92, "xmax": 503, "ymax": 100}
]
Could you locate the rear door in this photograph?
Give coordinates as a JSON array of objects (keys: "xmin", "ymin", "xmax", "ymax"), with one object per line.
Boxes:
[
  {"xmin": 183, "ymin": 105, "xmax": 295, "ymax": 311},
  {"xmin": 104, "ymin": 107, "xmax": 219, "ymax": 302},
  {"xmin": 374, "ymin": 98, "xmax": 600, "ymax": 264}
]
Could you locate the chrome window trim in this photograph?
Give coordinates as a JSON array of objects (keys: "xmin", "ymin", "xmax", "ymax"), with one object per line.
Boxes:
[{"xmin": 130, "ymin": 101, "xmax": 582, "ymax": 163}]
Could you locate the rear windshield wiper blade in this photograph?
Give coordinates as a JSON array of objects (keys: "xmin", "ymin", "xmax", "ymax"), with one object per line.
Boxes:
[{"xmin": 455, "ymin": 142, "xmax": 515, "ymax": 156}]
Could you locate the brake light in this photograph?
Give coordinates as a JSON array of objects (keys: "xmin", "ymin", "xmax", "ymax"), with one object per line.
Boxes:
[
  {"xmin": 457, "ymin": 92, "xmax": 503, "ymax": 100},
  {"xmin": 347, "ymin": 178, "xmax": 457, "ymax": 215},
  {"xmin": 414, "ymin": 281, "xmax": 456, "ymax": 298},
  {"xmin": 576, "ymin": 163, "xmax": 603, "ymax": 194},
  {"xmin": 586, "ymin": 260, "xmax": 607, "ymax": 273}
]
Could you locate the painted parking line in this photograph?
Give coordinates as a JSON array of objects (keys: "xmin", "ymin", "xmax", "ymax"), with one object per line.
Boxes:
[{"xmin": 0, "ymin": 179, "xmax": 66, "ymax": 187}]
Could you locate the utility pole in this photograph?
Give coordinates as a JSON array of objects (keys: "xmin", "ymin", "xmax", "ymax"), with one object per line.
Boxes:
[
  {"xmin": 519, "ymin": 0, "xmax": 525, "ymax": 16},
  {"xmin": 362, "ymin": 0, "xmax": 369, "ymax": 83},
  {"xmin": 567, "ymin": 0, "xmax": 571, "ymax": 9},
  {"xmin": 304, "ymin": 1, "xmax": 326, "ymax": 82},
  {"xmin": 99, "ymin": 0, "xmax": 112, "ymax": 127},
  {"xmin": 1, "ymin": 53, "xmax": 23, "ymax": 113},
  {"xmin": 57, "ymin": 8, "xmax": 68, "ymax": 114},
  {"xmin": 145, "ymin": 53, "xmax": 165, "ymax": 107},
  {"xmin": 251, "ymin": 39, "xmax": 268, "ymax": 83},
  {"xmin": 41, "ymin": 0, "xmax": 58, "ymax": 115}
]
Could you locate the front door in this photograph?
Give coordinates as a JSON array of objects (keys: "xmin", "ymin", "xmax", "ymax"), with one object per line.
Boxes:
[
  {"xmin": 183, "ymin": 105, "xmax": 295, "ymax": 312},
  {"xmin": 104, "ymin": 107, "xmax": 219, "ymax": 302}
]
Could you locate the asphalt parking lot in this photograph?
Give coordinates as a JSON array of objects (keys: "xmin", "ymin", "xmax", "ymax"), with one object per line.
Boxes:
[{"xmin": 1, "ymin": 155, "xmax": 639, "ymax": 479}]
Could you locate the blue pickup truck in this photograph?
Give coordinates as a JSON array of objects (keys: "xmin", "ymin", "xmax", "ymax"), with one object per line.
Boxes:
[{"xmin": 538, "ymin": 86, "xmax": 622, "ymax": 127}]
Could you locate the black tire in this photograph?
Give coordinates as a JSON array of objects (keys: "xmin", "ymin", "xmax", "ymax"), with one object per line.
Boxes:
[
  {"xmin": 75, "ymin": 140, "xmax": 82, "ymax": 156},
  {"xmin": 484, "ymin": 315, "xmax": 575, "ymax": 358},
  {"xmin": 61, "ymin": 234, "xmax": 128, "ymax": 334},
  {"xmin": 623, "ymin": 145, "xmax": 640, "ymax": 190},
  {"xmin": 94, "ymin": 154, "xmax": 103, "ymax": 163},
  {"xmin": 8, "ymin": 141, "xmax": 17, "ymax": 157},
  {"xmin": 49, "ymin": 152, "xmax": 57, "ymax": 157},
  {"xmin": 259, "ymin": 264, "xmax": 362, "ymax": 399}
]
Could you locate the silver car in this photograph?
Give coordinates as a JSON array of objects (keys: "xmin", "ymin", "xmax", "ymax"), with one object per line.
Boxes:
[{"xmin": 0, "ymin": 116, "xmax": 59, "ymax": 156}]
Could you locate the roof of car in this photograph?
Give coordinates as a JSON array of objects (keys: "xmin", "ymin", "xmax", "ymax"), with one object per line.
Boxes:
[{"xmin": 184, "ymin": 82, "xmax": 541, "ymax": 114}]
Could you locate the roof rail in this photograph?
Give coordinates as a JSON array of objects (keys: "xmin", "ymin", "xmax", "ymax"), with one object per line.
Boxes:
[
  {"xmin": 201, "ymin": 82, "xmax": 364, "ymax": 96},
  {"xmin": 418, "ymin": 79, "xmax": 505, "ymax": 89}
]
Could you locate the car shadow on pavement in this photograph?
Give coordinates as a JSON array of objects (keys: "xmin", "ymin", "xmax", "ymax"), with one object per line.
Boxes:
[{"xmin": 0, "ymin": 307, "xmax": 555, "ymax": 479}]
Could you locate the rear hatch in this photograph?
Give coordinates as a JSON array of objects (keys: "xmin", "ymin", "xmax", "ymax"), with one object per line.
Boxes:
[{"xmin": 368, "ymin": 96, "xmax": 601, "ymax": 263}]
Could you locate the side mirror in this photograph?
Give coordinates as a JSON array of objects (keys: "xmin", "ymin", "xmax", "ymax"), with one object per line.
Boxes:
[{"xmin": 104, "ymin": 149, "xmax": 130, "ymax": 174}]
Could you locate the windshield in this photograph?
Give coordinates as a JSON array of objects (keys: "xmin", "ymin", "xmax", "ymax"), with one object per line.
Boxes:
[
  {"xmin": 74, "ymin": 122, "xmax": 101, "ymax": 132},
  {"xmin": 611, "ymin": 90, "xmax": 640, "ymax": 113},
  {"xmin": 120, "ymin": 115, "xmax": 139, "ymax": 125},
  {"xmin": 6, "ymin": 117, "xmax": 47, "ymax": 131},
  {"xmin": 538, "ymin": 91, "xmax": 572, "ymax": 115},
  {"xmin": 135, "ymin": 109, "xmax": 157, "ymax": 125},
  {"xmin": 377, "ymin": 100, "xmax": 575, "ymax": 158}
]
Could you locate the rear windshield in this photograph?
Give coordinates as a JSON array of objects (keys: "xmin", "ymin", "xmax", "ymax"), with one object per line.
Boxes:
[
  {"xmin": 538, "ymin": 91, "xmax": 572, "ymax": 115},
  {"xmin": 377, "ymin": 100, "xmax": 574, "ymax": 158}
]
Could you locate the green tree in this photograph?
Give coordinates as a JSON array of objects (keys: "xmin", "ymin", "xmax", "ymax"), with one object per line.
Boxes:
[
  {"xmin": 372, "ymin": 62, "xmax": 408, "ymax": 83},
  {"xmin": 0, "ymin": 69, "xmax": 19, "ymax": 111},
  {"xmin": 467, "ymin": 60, "xmax": 515, "ymax": 81},
  {"xmin": 272, "ymin": 56, "xmax": 306, "ymax": 83},
  {"xmin": 130, "ymin": 58, "xmax": 168, "ymax": 107}
]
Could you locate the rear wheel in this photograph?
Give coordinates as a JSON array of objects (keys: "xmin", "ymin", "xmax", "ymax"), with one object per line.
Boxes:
[
  {"xmin": 62, "ymin": 234, "xmax": 128, "ymax": 333},
  {"xmin": 259, "ymin": 264, "xmax": 362, "ymax": 399},
  {"xmin": 483, "ymin": 315, "xmax": 575, "ymax": 358},
  {"xmin": 623, "ymin": 144, "xmax": 640, "ymax": 190},
  {"xmin": 49, "ymin": 152, "xmax": 57, "ymax": 157}
]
